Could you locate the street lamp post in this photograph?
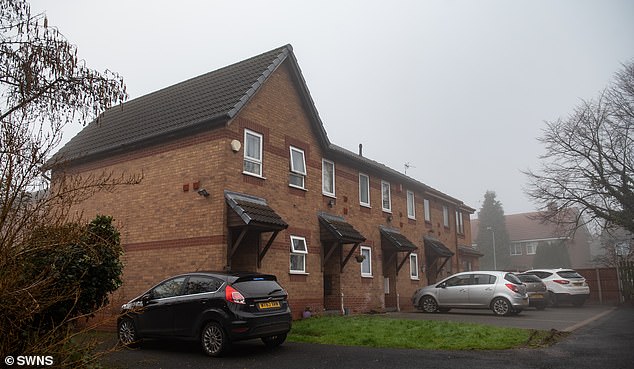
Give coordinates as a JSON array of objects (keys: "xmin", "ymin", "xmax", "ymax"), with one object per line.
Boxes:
[{"xmin": 487, "ymin": 226, "xmax": 497, "ymax": 270}]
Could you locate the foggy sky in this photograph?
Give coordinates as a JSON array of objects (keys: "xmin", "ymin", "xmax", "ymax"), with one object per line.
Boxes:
[{"xmin": 29, "ymin": 0, "xmax": 634, "ymax": 217}]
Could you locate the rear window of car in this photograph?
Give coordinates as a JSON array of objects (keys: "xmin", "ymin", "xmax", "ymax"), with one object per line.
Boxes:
[
  {"xmin": 557, "ymin": 271, "xmax": 584, "ymax": 279},
  {"xmin": 517, "ymin": 274, "xmax": 542, "ymax": 283},
  {"xmin": 186, "ymin": 276, "xmax": 224, "ymax": 294},
  {"xmin": 473, "ymin": 274, "xmax": 496, "ymax": 285},
  {"xmin": 504, "ymin": 273, "xmax": 522, "ymax": 284},
  {"xmin": 233, "ymin": 280, "xmax": 285, "ymax": 297},
  {"xmin": 527, "ymin": 271, "xmax": 552, "ymax": 279}
]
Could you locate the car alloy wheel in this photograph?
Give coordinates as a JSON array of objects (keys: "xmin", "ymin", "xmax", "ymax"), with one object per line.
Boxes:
[
  {"xmin": 118, "ymin": 318, "xmax": 139, "ymax": 347},
  {"xmin": 201, "ymin": 322, "xmax": 228, "ymax": 357},
  {"xmin": 491, "ymin": 297, "xmax": 511, "ymax": 316},
  {"xmin": 421, "ymin": 296, "xmax": 438, "ymax": 313}
]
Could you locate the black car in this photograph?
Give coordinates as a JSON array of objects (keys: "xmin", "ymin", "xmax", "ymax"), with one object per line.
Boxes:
[{"xmin": 117, "ymin": 272, "xmax": 292, "ymax": 357}]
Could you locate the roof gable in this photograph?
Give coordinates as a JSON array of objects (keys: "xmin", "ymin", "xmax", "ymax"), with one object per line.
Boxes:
[{"xmin": 50, "ymin": 45, "xmax": 327, "ymax": 165}]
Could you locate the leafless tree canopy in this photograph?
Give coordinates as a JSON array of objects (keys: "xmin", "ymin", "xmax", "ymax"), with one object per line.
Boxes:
[{"xmin": 526, "ymin": 61, "xmax": 634, "ymax": 234}]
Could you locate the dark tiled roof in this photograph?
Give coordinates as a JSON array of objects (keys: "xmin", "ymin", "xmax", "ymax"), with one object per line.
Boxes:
[
  {"xmin": 423, "ymin": 236, "xmax": 454, "ymax": 258},
  {"xmin": 51, "ymin": 45, "xmax": 294, "ymax": 164},
  {"xmin": 458, "ymin": 245, "xmax": 484, "ymax": 257},
  {"xmin": 318, "ymin": 213, "xmax": 366, "ymax": 244},
  {"xmin": 380, "ymin": 226, "xmax": 417, "ymax": 252},
  {"xmin": 225, "ymin": 191, "xmax": 288, "ymax": 229}
]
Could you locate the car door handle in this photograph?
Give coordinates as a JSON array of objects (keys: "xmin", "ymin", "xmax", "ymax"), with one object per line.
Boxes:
[{"xmin": 485, "ymin": 288, "xmax": 493, "ymax": 291}]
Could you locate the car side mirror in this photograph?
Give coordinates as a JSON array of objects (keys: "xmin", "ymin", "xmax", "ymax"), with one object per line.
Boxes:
[
  {"xmin": 437, "ymin": 283, "xmax": 446, "ymax": 289},
  {"xmin": 142, "ymin": 293, "xmax": 153, "ymax": 305}
]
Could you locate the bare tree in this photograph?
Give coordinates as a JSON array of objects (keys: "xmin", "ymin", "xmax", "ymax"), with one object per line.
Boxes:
[
  {"xmin": 525, "ymin": 61, "xmax": 634, "ymax": 235},
  {"xmin": 1, "ymin": 0, "xmax": 140, "ymax": 366}
]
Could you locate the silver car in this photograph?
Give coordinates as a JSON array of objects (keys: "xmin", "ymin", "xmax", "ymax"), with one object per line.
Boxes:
[{"xmin": 412, "ymin": 271, "xmax": 529, "ymax": 316}]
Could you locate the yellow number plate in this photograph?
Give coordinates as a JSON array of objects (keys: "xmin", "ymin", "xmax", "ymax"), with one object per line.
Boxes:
[
  {"xmin": 532, "ymin": 294, "xmax": 543, "ymax": 299},
  {"xmin": 258, "ymin": 301, "xmax": 281, "ymax": 309}
]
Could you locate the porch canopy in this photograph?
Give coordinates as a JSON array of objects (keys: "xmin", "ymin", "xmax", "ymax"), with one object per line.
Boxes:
[
  {"xmin": 380, "ymin": 226, "xmax": 418, "ymax": 273},
  {"xmin": 318, "ymin": 212, "xmax": 366, "ymax": 272},
  {"xmin": 423, "ymin": 235, "xmax": 454, "ymax": 278},
  {"xmin": 225, "ymin": 190, "xmax": 288, "ymax": 268}
]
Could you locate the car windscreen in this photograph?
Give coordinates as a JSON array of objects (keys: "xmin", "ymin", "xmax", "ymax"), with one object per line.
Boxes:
[
  {"xmin": 557, "ymin": 271, "xmax": 584, "ymax": 279},
  {"xmin": 504, "ymin": 273, "xmax": 522, "ymax": 284},
  {"xmin": 517, "ymin": 274, "xmax": 541, "ymax": 283},
  {"xmin": 233, "ymin": 280, "xmax": 285, "ymax": 297}
]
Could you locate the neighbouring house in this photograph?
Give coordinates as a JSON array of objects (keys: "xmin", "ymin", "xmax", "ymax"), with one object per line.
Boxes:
[
  {"xmin": 49, "ymin": 44, "xmax": 476, "ymax": 319},
  {"xmin": 471, "ymin": 212, "xmax": 593, "ymax": 271}
]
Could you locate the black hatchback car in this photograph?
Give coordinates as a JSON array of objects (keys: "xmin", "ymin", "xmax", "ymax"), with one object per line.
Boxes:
[{"xmin": 117, "ymin": 272, "xmax": 292, "ymax": 357}]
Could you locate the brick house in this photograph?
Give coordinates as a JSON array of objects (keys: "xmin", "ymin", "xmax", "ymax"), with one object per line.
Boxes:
[
  {"xmin": 471, "ymin": 212, "xmax": 593, "ymax": 271},
  {"xmin": 50, "ymin": 45, "xmax": 476, "ymax": 318}
]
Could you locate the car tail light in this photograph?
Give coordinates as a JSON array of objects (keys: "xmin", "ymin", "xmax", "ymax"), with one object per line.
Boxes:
[
  {"xmin": 505, "ymin": 283, "xmax": 520, "ymax": 293},
  {"xmin": 553, "ymin": 280, "xmax": 570, "ymax": 285},
  {"xmin": 225, "ymin": 285, "xmax": 245, "ymax": 304}
]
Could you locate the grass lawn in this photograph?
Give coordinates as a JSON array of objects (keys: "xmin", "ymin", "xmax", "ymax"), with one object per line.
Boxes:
[{"xmin": 288, "ymin": 315, "xmax": 566, "ymax": 350}]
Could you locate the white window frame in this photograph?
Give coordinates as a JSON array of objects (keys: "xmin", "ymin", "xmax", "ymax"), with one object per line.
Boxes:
[
  {"xmin": 243, "ymin": 129, "xmax": 263, "ymax": 177},
  {"xmin": 407, "ymin": 190, "xmax": 416, "ymax": 219},
  {"xmin": 381, "ymin": 180, "xmax": 391, "ymax": 212},
  {"xmin": 360, "ymin": 246, "xmax": 372, "ymax": 277},
  {"xmin": 456, "ymin": 210, "xmax": 464, "ymax": 234},
  {"xmin": 290, "ymin": 236, "xmax": 308, "ymax": 273},
  {"xmin": 410, "ymin": 253, "xmax": 419, "ymax": 280},
  {"xmin": 322, "ymin": 159, "xmax": 335, "ymax": 197},
  {"xmin": 510, "ymin": 243, "xmax": 522, "ymax": 256},
  {"xmin": 359, "ymin": 173, "xmax": 370, "ymax": 207},
  {"xmin": 526, "ymin": 242, "xmax": 537, "ymax": 255},
  {"xmin": 424, "ymin": 199, "xmax": 431, "ymax": 222},
  {"xmin": 443, "ymin": 205, "xmax": 449, "ymax": 227},
  {"xmin": 289, "ymin": 146, "xmax": 307, "ymax": 189}
]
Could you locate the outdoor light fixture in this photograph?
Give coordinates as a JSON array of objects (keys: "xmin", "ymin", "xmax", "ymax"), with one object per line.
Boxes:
[
  {"xmin": 328, "ymin": 199, "xmax": 335, "ymax": 208},
  {"xmin": 197, "ymin": 189, "xmax": 210, "ymax": 197}
]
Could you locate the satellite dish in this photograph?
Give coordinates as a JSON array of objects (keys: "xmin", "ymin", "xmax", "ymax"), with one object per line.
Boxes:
[{"xmin": 230, "ymin": 139, "xmax": 242, "ymax": 152}]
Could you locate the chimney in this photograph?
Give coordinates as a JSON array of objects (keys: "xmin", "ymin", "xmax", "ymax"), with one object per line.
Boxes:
[{"xmin": 358, "ymin": 143, "xmax": 363, "ymax": 156}]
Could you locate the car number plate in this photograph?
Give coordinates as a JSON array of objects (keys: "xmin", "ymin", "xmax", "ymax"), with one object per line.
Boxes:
[
  {"xmin": 258, "ymin": 301, "xmax": 281, "ymax": 309},
  {"xmin": 532, "ymin": 293, "xmax": 543, "ymax": 299}
]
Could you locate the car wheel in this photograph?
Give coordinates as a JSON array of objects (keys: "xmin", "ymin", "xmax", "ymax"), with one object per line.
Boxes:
[
  {"xmin": 420, "ymin": 296, "xmax": 439, "ymax": 313},
  {"xmin": 491, "ymin": 297, "xmax": 512, "ymax": 316},
  {"xmin": 261, "ymin": 333, "xmax": 287, "ymax": 348},
  {"xmin": 201, "ymin": 322, "xmax": 229, "ymax": 357},
  {"xmin": 438, "ymin": 307, "xmax": 451, "ymax": 313},
  {"xmin": 118, "ymin": 318, "xmax": 140, "ymax": 347}
]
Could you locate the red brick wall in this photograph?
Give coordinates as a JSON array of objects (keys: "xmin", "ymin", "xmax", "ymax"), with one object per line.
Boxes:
[{"xmin": 56, "ymin": 60, "xmax": 473, "ymax": 320}]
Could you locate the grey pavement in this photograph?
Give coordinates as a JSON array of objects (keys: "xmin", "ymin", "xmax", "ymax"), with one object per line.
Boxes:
[{"xmin": 102, "ymin": 305, "xmax": 634, "ymax": 369}]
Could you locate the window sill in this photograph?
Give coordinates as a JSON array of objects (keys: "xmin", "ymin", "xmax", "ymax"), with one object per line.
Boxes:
[
  {"xmin": 361, "ymin": 274, "xmax": 373, "ymax": 279},
  {"xmin": 289, "ymin": 271, "xmax": 310, "ymax": 275},
  {"xmin": 410, "ymin": 277, "xmax": 420, "ymax": 281},
  {"xmin": 360, "ymin": 203, "xmax": 371, "ymax": 208},
  {"xmin": 288, "ymin": 184, "xmax": 307, "ymax": 191},
  {"xmin": 242, "ymin": 171, "xmax": 266, "ymax": 180},
  {"xmin": 322, "ymin": 193, "xmax": 336, "ymax": 199},
  {"xmin": 382, "ymin": 209, "xmax": 392, "ymax": 214}
]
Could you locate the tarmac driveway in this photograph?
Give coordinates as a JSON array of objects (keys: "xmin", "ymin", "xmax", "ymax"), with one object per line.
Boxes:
[
  {"xmin": 102, "ymin": 305, "xmax": 633, "ymax": 369},
  {"xmin": 389, "ymin": 304, "xmax": 616, "ymax": 331}
]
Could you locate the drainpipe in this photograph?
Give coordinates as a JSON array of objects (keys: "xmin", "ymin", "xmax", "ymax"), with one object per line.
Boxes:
[
  {"xmin": 397, "ymin": 293, "xmax": 400, "ymax": 312},
  {"xmin": 341, "ymin": 291, "xmax": 345, "ymax": 315}
]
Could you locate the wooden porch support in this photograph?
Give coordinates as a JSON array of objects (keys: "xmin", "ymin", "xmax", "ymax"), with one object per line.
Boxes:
[
  {"xmin": 228, "ymin": 228, "xmax": 248, "ymax": 260},
  {"xmin": 258, "ymin": 230, "xmax": 280, "ymax": 268},
  {"xmin": 341, "ymin": 242, "xmax": 360, "ymax": 273},
  {"xmin": 396, "ymin": 251, "xmax": 414, "ymax": 273},
  {"xmin": 436, "ymin": 256, "xmax": 451, "ymax": 277},
  {"xmin": 322, "ymin": 241, "xmax": 339, "ymax": 272}
]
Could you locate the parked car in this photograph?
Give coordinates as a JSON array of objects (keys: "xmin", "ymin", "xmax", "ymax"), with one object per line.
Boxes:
[
  {"xmin": 117, "ymin": 272, "xmax": 292, "ymax": 357},
  {"xmin": 523, "ymin": 268, "xmax": 590, "ymax": 307},
  {"xmin": 412, "ymin": 271, "xmax": 529, "ymax": 316},
  {"xmin": 515, "ymin": 273, "xmax": 548, "ymax": 310}
]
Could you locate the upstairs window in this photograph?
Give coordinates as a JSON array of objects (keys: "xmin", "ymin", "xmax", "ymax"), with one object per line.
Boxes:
[
  {"xmin": 359, "ymin": 173, "xmax": 370, "ymax": 207},
  {"xmin": 289, "ymin": 146, "xmax": 306, "ymax": 189},
  {"xmin": 511, "ymin": 243, "xmax": 522, "ymax": 256},
  {"xmin": 456, "ymin": 210, "xmax": 464, "ymax": 234},
  {"xmin": 381, "ymin": 180, "xmax": 391, "ymax": 212},
  {"xmin": 243, "ymin": 130, "xmax": 263, "ymax": 177},
  {"xmin": 290, "ymin": 236, "xmax": 308, "ymax": 273},
  {"xmin": 442, "ymin": 205, "xmax": 449, "ymax": 227},
  {"xmin": 424, "ymin": 199, "xmax": 431, "ymax": 222},
  {"xmin": 322, "ymin": 159, "xmax": 335, "ymax": 196},
  {"xmin": 407, "ymin": 190, "xmax": 416, "ymax": 219}
]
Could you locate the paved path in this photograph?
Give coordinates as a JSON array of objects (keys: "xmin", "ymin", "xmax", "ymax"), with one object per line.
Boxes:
[{"xmin": 102, "ymin": 305, "xmax": 634, "ymax": 369}]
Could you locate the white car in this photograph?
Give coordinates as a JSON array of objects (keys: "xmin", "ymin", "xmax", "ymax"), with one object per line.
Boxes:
[{"xmin": 523, "ymin": 268, "xmax": 590, "ymax": 307}]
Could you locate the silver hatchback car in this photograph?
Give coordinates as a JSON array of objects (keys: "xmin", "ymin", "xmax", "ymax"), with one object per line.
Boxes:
[{"xmin": 412, "ymin": 271, "xmax": 529, "ymax": 316}]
